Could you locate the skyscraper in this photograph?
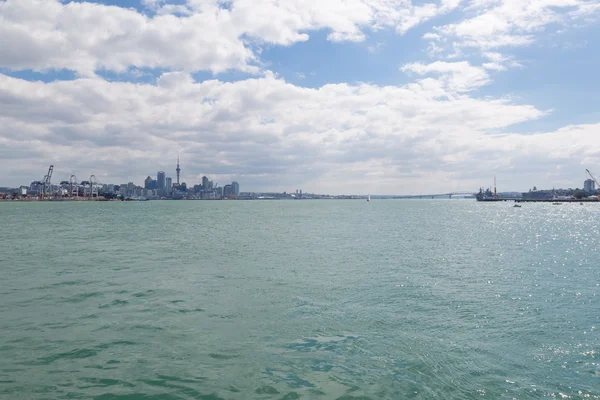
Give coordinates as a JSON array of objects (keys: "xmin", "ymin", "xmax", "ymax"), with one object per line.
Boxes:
[
  {"xmin": 232, "ymin": 181, "xmax": 240, "ymax": 197},
  {"xmin": 144, "ymin": 176, "xmax": 153, "ymax": 189},
  {"xmin": 223, "ymin": 184, "xmax": 233, "ymax": 198},
  {"xmin": 157, "ymin": 171, "xmax": 166, "ymax": 190},
  {"xmin": 176, "ymin": 156, "xmax": 181, "ymax": 185},
  {"xmin": 202, "ymin": 176, "xmax": 209, "ymax": 190},
  {"xmin": 166, "ymin": 177, "xmax": 172, "ymax": 194}
]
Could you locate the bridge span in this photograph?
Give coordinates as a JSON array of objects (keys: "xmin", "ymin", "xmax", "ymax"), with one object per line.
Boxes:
[{"xmin": 391, "ymin": 192, "xmax": 477, "ymax": 199}]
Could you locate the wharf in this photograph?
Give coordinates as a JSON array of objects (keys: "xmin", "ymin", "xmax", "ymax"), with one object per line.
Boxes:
[{"xmin": 515, "ymin": 198, "xmax": 599, "ymax": 203}]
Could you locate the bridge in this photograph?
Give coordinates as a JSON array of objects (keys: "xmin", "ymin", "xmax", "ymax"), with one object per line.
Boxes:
[{"xmin": 390, "ymin": 192, "xmax": 477, "ymax": 199}]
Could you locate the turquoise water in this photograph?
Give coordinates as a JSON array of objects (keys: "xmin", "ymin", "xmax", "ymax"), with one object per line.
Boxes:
[{"xmin": 1, "ymin": 200, "xmax": 598, "ymax": 399}]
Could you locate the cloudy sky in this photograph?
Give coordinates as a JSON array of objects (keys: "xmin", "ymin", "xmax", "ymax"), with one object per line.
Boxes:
[{"xmin": 1, "ymin": 0, "xmax": 599, "ymax": 194}]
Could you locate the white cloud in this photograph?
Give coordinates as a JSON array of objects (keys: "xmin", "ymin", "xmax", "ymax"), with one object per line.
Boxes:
[
  {"xmin": 0, "ymin": 0, "xmax": 472, "ymax": 77},
  {"xmin": 6, "ymin": 70, "xmax": 593, "ymax": 194},
  {"xmin": 0, "ymin": 0, "xmax": 256, "ymax": 76},
  {"xmin": 482, "ymin": 62, "xmax": 507, "ymax": 71},
  {"xmin": 141, "ymin": 0, "xmax": 164, "ymax": 9},
  {"xmin": 423, "ymin": 32, "xmax": 442, "ymax": 40},
  {"xmin": 569, "ymin": 2, "xmax": 600, "ymax": 19},
  {"xmin": 396, "ymin": 3, "xmax": 441, "ymax": 35},
  {"xmin": 394, "ymin": 0, "xmax": 464, "ymax": 35},
  {"xmin": 367, "ymin": 42, "xmax": 385, "ymax": 53},
  {"xmin": 483, "ymin": 52, "xmax": 504, "ymax": 62},
  {"xmin": 429, "ymin": 0, "xmax": 600, "ymax": 51},
  {"xmin": 402, "ymin": 61, "xmax": 491, "ymax": 92},
  {"xmin": 0, "ymin": 0, "xmax": 599, "ymax": 194},
  {"xmin": 155, "ymin": 5, "xmax": 193, "ymax": 16}
]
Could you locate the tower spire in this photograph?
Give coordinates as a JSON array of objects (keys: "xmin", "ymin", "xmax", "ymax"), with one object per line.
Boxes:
[{"xmin": 176, "ymin": 155, "xmax": 181, "ymax": 185}]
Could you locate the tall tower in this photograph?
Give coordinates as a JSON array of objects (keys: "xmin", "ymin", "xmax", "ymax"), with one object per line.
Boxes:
[
  {"xmin": 176, "ymin": 156, "xmax": 181, "ymax": 185},
  {"xmin": 157, "ymin": 171, "xmax": 166, "ymax": 190}
]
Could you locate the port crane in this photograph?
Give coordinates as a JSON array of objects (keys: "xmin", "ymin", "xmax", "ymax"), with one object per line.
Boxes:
[
  {"xmin": 586, "ymin": 169, "xmax": 600, "ymax": 191},
  {"xmin": 70, "ymin": 175, "xmax": 79, "ymax": 198},
  {"xmin": 42, "ymin": 165, "xmax": 54, "ymax": 199}
]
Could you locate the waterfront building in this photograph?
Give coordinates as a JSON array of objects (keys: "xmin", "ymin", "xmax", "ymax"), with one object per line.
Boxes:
[
  {"xmin": 157, "ymin": 171, "xmax": 166, "ymax": 190},
  {"xmin": 232, "ymin": 181, "xmax": 240, "ymax": 197},
  {"xmin": 584, "ymin": 179, "xmax": 595, "ymax": 193},
  {"xmin": 202, "ymin": 176, "xmax": 209, "ymax": 190}
]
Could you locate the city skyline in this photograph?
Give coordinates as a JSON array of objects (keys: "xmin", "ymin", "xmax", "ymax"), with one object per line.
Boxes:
[
  {"xmin": 0, "ymin": 157, "xmax": 238, "ymax": 193},
  {"xmin": 0, "ymin": 0, "xmax": 599, "ymax": 194},
  {"xmin": 2, "ymin": 153, "xmax": 599, "ymax": 197},
  {"xmin": 0, "ymin": 156, "xmax": 247, "ymax": 200},
  {"xmin": 1, "ymin": 158, "xmax": 596, "ymax": 199}
]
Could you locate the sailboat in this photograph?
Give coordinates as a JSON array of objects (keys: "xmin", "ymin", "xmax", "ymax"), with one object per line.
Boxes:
[{"xmin": 367, "ymin": 194, "xmax": 371, "ymax": 202}]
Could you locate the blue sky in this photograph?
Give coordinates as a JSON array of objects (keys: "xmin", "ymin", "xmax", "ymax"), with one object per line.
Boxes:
[{"xmin": 0, "ymin": 0, "xmax": 599, "ymax": 193}]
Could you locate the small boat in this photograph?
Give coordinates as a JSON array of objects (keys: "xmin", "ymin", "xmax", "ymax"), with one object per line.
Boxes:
[
  {"xmin": 367, "ymin": 194, "xmax": 370, "ymax": 202},
  {"xmin": 513, "ymin": 204, "xmax": 521, "ymax": 208},
  {"xmin": 552, "ymin": 202, "xmax": 562, "ymax": 205}
]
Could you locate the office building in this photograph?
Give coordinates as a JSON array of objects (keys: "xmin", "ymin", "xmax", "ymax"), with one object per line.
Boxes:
[
  {"xmin": 157, "ymin": 171, "xmax": 166, "ymax": 190},
  {"xmin": 202, "ymin": 176, "xmax": 209, "ymax": 190},
  {"xmin": 144, "ymin": 176, "xmax": 154, "ymax": 189},
  {"xmin": 166, "ymin": 177, "xmax": 172, "ymax": 194},
  {"xmin": 232, "ymin": 181, "xmax": 239, "ymax": 197},
  {"xmin": 223, "ymin": 184, "xmax": 233, "ymax": 198},
  {"xmin": 584, "ymin": 179, "xmax": 595, "ymax": 193}
]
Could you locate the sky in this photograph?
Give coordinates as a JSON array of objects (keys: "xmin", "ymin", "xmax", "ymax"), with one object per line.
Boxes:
[{"xmin": 0, "ymin": 0, "xmax": 599, "ymax": 194}]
